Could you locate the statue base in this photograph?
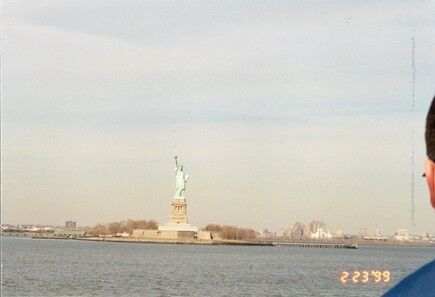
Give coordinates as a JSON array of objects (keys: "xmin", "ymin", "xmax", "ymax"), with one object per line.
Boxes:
[
  {"xmin": 157, "ymin": 197, "xmax": 198, "ymax": 232},
  {"xmin": 158, "ymin": 223, "xmax": 198, "ymax": 232},
  {"xmin": 169, "ymin": 198, "xmax": 188, "ymax": 224}
]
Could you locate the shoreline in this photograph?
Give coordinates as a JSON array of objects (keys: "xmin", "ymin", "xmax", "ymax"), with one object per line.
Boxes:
[
  {"xmin": 76, "ymin": 237, "xmax": 274, "ymax": 246},
  {"xmin": 3, "ymin": 233, "xmax": 434, "ymax": 248},
  {"xmin": 24, "ymin": 236, "xmax": 435, "ymax": 248}
]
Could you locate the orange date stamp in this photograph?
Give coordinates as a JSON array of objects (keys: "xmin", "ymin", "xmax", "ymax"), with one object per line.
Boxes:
[{"xmin": 340, "ymin": 270, "xmax": 391, "ymax": 284}]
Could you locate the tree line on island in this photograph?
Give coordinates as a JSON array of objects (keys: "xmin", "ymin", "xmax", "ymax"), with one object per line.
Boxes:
[
  {"xmin": 87, "ymin": 219, "xmax": 158, "ymax": 236},
  {"xmin": 87, "ymin": 220, "xmax": 256, "ymax": 240},
  {"xmin": 203, "ymin": 224, "xmax": 256, "ymax": 240}
]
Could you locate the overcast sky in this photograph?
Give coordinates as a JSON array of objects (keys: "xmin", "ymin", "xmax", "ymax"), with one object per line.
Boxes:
[{"xmin": 2, "ymin": 1, "xmax": 435, "ymax": 234}]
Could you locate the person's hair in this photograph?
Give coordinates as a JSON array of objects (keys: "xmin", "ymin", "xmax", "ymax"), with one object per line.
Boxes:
[{"xmin": 425, "ymin": 96, "xmax": 435, "ymax": 161}]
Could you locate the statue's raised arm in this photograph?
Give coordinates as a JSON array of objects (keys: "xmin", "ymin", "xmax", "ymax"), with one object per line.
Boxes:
[{"xmin": 174, "ymin": 155, "xmax": 179, "ymax": 169}]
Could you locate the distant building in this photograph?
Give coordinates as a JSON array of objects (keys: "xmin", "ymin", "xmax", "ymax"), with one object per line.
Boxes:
[
  {"xmin": 357, "ymin": 227, "xmax": 385, "ymax": 240},
  {"xmin": 308, "ymin": 220, "xmax": 326, "ymax": 234},
  {"xmin": 357, "ymin": 228, "xmax": 371, "ymax": 238},
  {"xmin": 335, "ymin": 229, "xmax": 344, "ymax": 238},
  {"xmin": 115, "ymin": 232, "xmax": 130, "ymax": 238},
  {"xmin": 274, "ymin": 228, "xmax": 291, "ymax": 238},
  {"xmin": 375, "ymin": 228, "xmax": 381, "ymax": 237},
  {"xmin": 290, "ymin": 222, "xmax": 310, "ymax": 239},
  {"xmin": 310, "ymin": 228, "xmax": 332, "ymax": 239},
  {"xmin": 257, "ymin": 229, "xmax": 273, "ymax": 238},
  {"xmin": 65, "ymin": 221, "xmax": 76, "ymax": 229},
  {"xmin": 1, "ymin": 225, "xmax": 13, "ymax": 231},
  {"xmin": 394, "ymin": 229, "xmax": 409, "ymax": 241}
]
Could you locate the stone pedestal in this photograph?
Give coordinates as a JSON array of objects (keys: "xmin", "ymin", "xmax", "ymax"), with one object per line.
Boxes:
[
  {"xmin": 158, "ymin": 198, "xmax": 198, "ymax": 233},
  {"xmin": 169, "ymin": 198, "xmax": 188, "ymax": 224},
  {"xmin": 158, "ymin": 224, "xmax": 198, "ymax": 232}
]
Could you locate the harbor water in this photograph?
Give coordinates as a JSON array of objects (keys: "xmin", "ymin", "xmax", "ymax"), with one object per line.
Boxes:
[{"xmin": 1, "ymin": 237, "xmax": 434, "ymax": 296}]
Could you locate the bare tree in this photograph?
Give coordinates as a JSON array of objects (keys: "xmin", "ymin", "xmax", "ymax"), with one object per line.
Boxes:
[
  {"xmin": 89, "ymin": 218, "xmax": 158, "ymax": 236},
  {"xmin": 203, "ymin": 224, "xmax": 223, "ymax": 232},
  {"xmin": 203, "ymin": 224, "xmax": 256, "ymax": 240}
]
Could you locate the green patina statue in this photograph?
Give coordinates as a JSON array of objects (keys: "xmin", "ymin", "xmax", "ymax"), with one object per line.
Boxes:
[{"xmin": 174, "ymin": 155, "xmax": 189, "ymax": 198}]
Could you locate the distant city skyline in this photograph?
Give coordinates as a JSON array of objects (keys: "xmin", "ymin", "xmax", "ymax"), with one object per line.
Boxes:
[
  {"xmin": 2, "ymin": 1, "xmax": 435, "ymax": 234},
  {"xmin": 1, "ymin": 220, "xmax": 430, "ymax": 237}
]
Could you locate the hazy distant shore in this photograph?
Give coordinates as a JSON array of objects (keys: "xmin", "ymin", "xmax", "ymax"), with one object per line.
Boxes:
[{"xmin": 14, "ymin": 235, "xmax": 434, "ymax": 248}]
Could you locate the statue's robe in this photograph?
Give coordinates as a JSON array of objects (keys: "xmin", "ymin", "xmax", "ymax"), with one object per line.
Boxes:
[{"xmin": 175, "ymin": 168, "xmax": 186, "ymax": 197}]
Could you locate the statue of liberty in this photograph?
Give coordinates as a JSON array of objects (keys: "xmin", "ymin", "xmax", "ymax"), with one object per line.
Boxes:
[{"xmin": 174, "ymin": 155, "xmax": 189, "ymax": 198}]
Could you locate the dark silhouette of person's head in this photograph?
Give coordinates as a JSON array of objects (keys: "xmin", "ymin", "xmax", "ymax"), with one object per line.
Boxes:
[{"xmin": 424, "ymin": 96, "xmax": 435, "ymax": 208}]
